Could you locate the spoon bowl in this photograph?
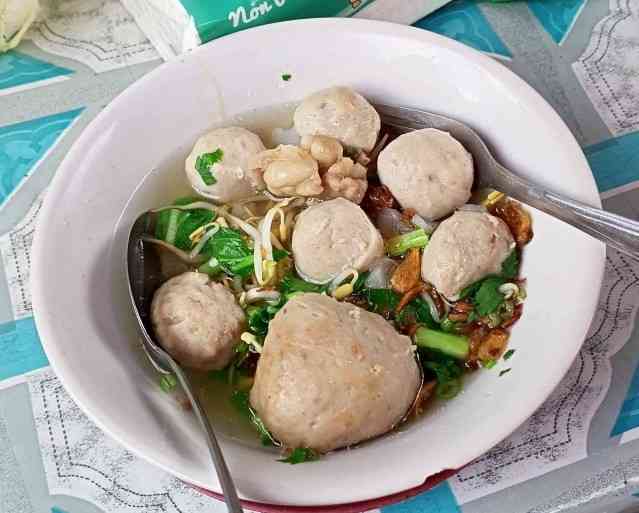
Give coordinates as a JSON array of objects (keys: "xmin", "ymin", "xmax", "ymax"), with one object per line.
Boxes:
[{"xmin": 126, "ymin": 211, "xmax": 243, "ymax": 513}]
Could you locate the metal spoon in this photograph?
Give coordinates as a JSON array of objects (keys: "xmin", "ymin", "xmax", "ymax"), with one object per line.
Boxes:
[
  {"xmin": 376, "ymin": 104, "xmax": 639, "ymax": 259},
  {"xmin": 126, "ymin": 211, "xmax": 243, "ymax": 513}
]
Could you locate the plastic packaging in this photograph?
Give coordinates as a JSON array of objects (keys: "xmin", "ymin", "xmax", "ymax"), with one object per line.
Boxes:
[{"xmin": 121, "ymin": 0, "xmax": 452, "ymax": 60}]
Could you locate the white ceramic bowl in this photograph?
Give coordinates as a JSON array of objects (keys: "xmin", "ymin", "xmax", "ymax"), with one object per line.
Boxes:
[{"xmin": 32, "ymin": 18, "xmax": 605, "ymax": 508}]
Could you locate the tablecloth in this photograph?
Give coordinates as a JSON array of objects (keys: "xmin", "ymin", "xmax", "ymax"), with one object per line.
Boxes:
[{"xmin": 1, "ymin": 1, "xmax": 639, "ymax": 512}]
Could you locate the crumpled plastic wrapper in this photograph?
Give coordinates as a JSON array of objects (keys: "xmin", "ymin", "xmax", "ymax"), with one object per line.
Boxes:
[{"xmin": 120, "ymin": 0, "xmax": 451, "ymax": 60}]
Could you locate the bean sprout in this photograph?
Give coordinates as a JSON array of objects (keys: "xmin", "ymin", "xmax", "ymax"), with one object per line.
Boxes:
[
  {"xmin": 329, "ymin": 269, "xmax": 359, "ymax": 294},
  {"xmin": 244, "ymin": 288, "xmax": 282, "ymax": 305},
  {"xmin": 498, "ymin": 283, "xmax": 519, "ymax": 299},
  {"xmin": 189, "ymin": 224, "xmax": 219, "ymax": 259},
  {"xmin": 141, "ymin": 236, "xmax": 205, "ymax": 264},
  {"xmin": 240, "ymin": 332, "xmax": 263, "ymax": 354},
  {"xmin": 458, "ymin": 204, "xmax": 488, "ymax": 213},
  {"xmin": 154, "ymin": 201, "xmax": 265, "ymax": 283}
]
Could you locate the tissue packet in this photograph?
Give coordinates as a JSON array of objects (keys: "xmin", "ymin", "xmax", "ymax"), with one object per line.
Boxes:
[{"xmin": 121, "ymin": 0, "xmax": 377, "ymax": 60}]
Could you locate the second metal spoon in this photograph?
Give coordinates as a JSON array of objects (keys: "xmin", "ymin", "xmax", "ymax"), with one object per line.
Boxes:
[{"xmin": 376, "ymin": 103, "xmax": 639, "ymax": 260}]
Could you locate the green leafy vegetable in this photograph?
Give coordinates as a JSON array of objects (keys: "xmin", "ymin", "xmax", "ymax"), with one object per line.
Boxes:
[
  {"xmin": 482, "ymin": 359, "xmax": 497, "ymax": 369},
  {"xmin": 279, "ymin": 272, "xmax": 327, "ymax": 297},
  {"xmin": 385, "ymin": 228, "xmax": 429, "ymax": 256},
  {"xmin": 440, "ymin": 318, "xmax": 457, "ymax": 333},
  {"xmin": 195, "ymin": 149, "xmax": 223, "ymax": 186},
  {"xmin": 459, "ymin": 280, "xmax": 482, "ymax": 300},
  {"xmin": 364, "ymin": 288, "xmax": 400, "ymax": 316},
  {"xmin": 503, "ymin": 349, "xmax": 516, "ymax": 361},
  {"xmin": 174, "ymin": 209, "xmax": 215, "ymax": 250},
  {"xmin": 397, "ymin": 295, "xmax": 438, "ymax": 329},
  {"xmin": 279, "ymin": 447, "xmax": 320, "ymax": 464},
  {"xmin": 422, "ymin": 358, "xmax": 463, "ymax": 399},
  {"xmin": 501, "ymin": 250, "xmax": 519, "ymax": 279},
  {"xmin": 205, "ymin": 228, "xmax": 253, "ymax": 277},
  {"xmin": 499, "ymin": 368, "xmax": 512, "ymax": 377},
  {"xmin": 155, "ymin": 196, "xmax": 215, "ymax": 249},
  {"xmin": 474, "ymin": 276, "xmax": 508, "ymax": 316},
  {"xmin": 352, "ymin": 271, "xmax": 370, "ymax": 293},
  {"xmin": 281, "ymin": 73, "xmax": 292, "ymax": 81},
  {"xmin": 247, "ymin": 303, "xmax": 283, "ymax": 338},
  {"xmin": 458, "ymin": 250, "xmax": 519, "ymax": 308},
  {"xmin": 414, "ymin": 327, "xmax": 469, "ymax": 360},
  {"xmin": 159, "ymin": 374, "xmax": 177, "ymax": 393}
]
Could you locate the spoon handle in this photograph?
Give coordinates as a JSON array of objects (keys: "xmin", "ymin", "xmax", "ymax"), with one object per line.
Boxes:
[
  {"xmin": 167, "ymin": 360, "xmax": 244, "ymax": 513},
  {"xmin": 491, "ymin": 165, "xmax": 639, "ymax": 259}
]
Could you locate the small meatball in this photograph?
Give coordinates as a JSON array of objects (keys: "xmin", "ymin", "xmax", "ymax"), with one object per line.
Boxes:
[
  {"xmin": 185, "ymin": 127, "xmax": 266, "ymax": 203},
  {"xmin": 323, "ymin": 158, "xmax": 368, "ymax": 204},
  {"xmin": 421, "ymin": 211, "xmax": 515, "ymax": 299},
  {"xmin": 151, "ymin": 272, "xmax": 245, "ymax": 370},
  {"xmin": 250, "ymin": 293, "xmax": 420, "ymax": 452},
  {"xmin": 249, "ymin": 145, "xmax": 323, "ymax": 197},
  {"xmin": 294, "ymin": 86, "xmax": 381, "ymax": 152},
  {"xmin": 377, "ymin": 128, "xmax": 474, "ymax": 220},
  {"xmin": 300, "ymin": 135, "xmax": 344, "ymax": 168},
  {"xmin": 292, "ymin": 198, "xmax": 383, "ymax": 283}
]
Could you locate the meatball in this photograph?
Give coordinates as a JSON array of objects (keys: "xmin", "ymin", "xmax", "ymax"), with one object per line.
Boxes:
[
  {"xmin": 300, "ymin": 135, "xmax": 344, "ymax": 169},
  {"xmin": 377, "ymin": 128, "xmax": 474, "ymax": 220},
  {"xmin": 249, "ymin": 145, "xmax": 323, "ymax": 197},
  {"xmin": 323, "ymin": 158, "xmax": 368, "ymax": 204},
  {"xmin": 150, "ymin": 272, "xmax": 245, "ymax": 370},
  {"xmin": 421, "ymin": 211, "xmax": 515, "ymax": 299},
  {"xmin": 250, "ymin": 293, "xmax": 420, "ymax": 452},
  {"xmin": 292, "ymin": 198, "xmax": 383, "ymax": 283},
  {"xmin": 294, "ymin": 87, "xmax": 381, "ymax": 152},
  {"xmin": 185, "ymin": 127, "xmax": 266, "ymax": 203}
]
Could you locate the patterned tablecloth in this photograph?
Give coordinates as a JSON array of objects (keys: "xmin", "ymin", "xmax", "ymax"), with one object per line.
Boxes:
[{"xmin": 1, "ymin": 1, "xmax": 639, "ymax": 512}]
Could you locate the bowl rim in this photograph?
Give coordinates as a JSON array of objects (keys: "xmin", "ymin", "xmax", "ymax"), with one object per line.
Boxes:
[{"xmin": 31, "ymin": 17, "xmax": 606, "ymax": 509}]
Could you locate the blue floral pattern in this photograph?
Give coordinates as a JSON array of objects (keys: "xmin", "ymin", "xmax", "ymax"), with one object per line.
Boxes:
[
  {"xmin": 528, "ymin": 0, "xmax": 587, "ymax": 44},
  {"xmin": 0, "ymin": 109, "xmax": 83, "ymax": 207},
  {"xmin": 0, "ymin": 51, "xmax": 73, "ymax": 92},
  {"xmin": 414, "ymin": 0, "xmax": 511, "ymax": 58}
]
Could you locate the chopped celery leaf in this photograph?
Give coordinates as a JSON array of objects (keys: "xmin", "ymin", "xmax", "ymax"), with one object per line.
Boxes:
[
  {"xmin": 501, "ymin": 250, "xmax": 519, "ymax": 279},
  {"xmin": 474, "ymin": 276, "xmax": 507, "ymax": 316},
  {"xmin": 279, "ymin": 447, "xmax": 320, "ymax": 464},
  {"xmin": 279, "ymin": 273, "xmax": 327, "ymax": 296},
  {"xmin": 195, "ymin": 149, "xmax": 223, "ymax": 185},
  {"xmin": 422, "ymin": 357, "xmax": 463, "ymax": 399}
]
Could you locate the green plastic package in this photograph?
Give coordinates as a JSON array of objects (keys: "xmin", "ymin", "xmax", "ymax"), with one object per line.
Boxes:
[{"xmin": 121, "ymin": 0, "xmax": 376, "ymax": 59}]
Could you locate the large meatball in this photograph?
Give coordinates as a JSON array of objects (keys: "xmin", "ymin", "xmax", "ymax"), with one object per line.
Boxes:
[
  {"xmin": 292, "ymin": 198, "xmax": 383, "ymax": 284},
  {"xmin": 377, "ymin": 128, "xmax": 474, "ymax": 220},
  {"xmin": 421, "ymin": 211, "xmax": 515, "ymax": 299},
  {"xmin": 185, "ymin": 127, "xmax": 266, "ymax": 203},
  {"xmin": 294, "ymin": 87, "xmax": 381, "ymax": 152},
  {"xmin": 250, "ymin": 293, "xmax": 420, "ymax": 452},
  {"xmin": 150, "ymin": 272, "xmax": 245, "ymax": 370}
]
